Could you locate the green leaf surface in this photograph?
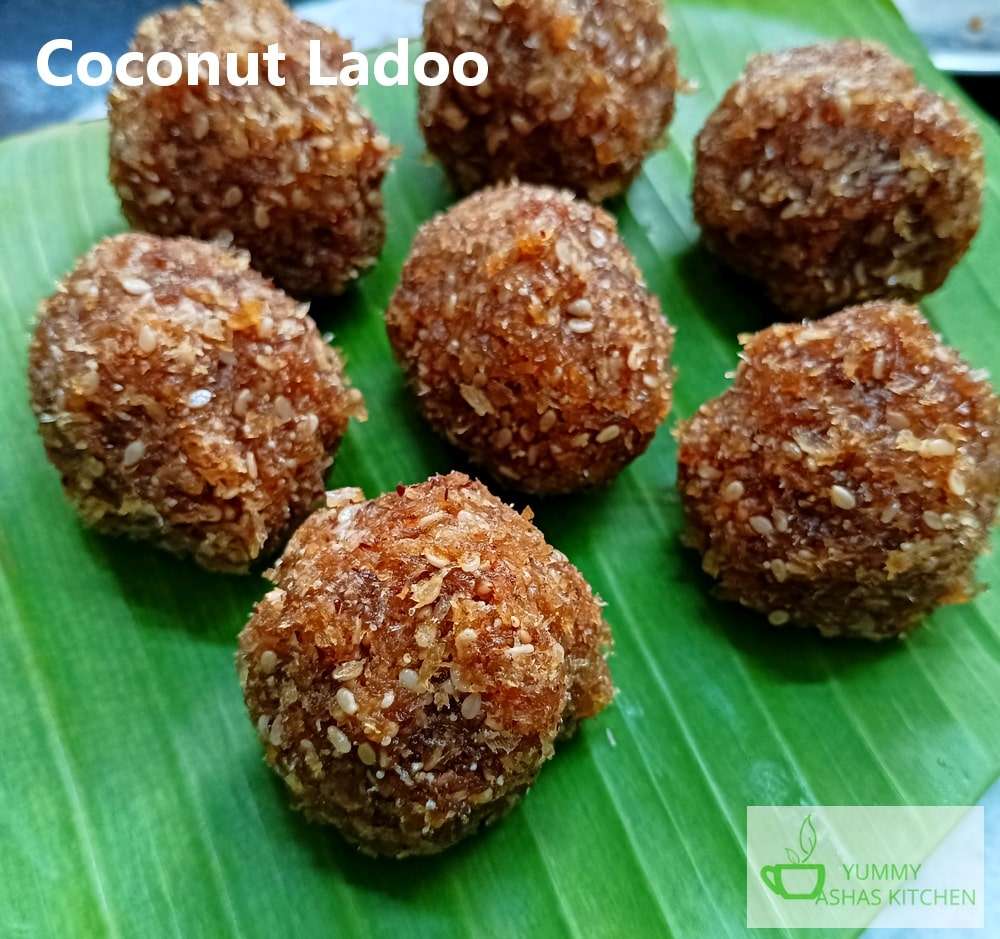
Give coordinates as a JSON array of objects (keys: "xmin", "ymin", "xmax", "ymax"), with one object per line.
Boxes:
[{"xmin": 1, "ymin": 2, "xmax": 998, "ymax": 937}]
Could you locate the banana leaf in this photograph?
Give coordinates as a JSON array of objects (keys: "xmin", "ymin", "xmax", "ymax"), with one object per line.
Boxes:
[{"xmin": 1, "ymin": 1, "xmax": 998, "ymax": 936}]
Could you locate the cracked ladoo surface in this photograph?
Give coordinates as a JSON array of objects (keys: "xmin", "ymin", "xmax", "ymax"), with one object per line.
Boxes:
[
  {"xmin": 677, "ymin": 302, "xmax": 1000, "ymax": 639},
  {"xmin": 386, "ymin": 182, "xmax": 674, "ymax": 494},
  {"xmin": 694, "ymin": 40, "xmax": 983, "ymax": 317},
  {"xmin": 420, "ymin": 0, "xmax": 677, "ymax": 201},
  {"xmin": 238, "ymin": 472, "xmax": 613, "ymax": 856},
  {"xmin": 28, "ymin": 233, "xmax": 364, "ymax": 572},
  {"xmin": 109, "ymin": 0, "xmax": 391, "ymax": 296}
]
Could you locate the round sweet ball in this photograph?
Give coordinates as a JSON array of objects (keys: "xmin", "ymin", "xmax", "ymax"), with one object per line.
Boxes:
[
  {"xmin": 420, "ymin": 0, "xmax": 678, "ymax": 201},
  {"xmin": 237, "ymin": 472, "xmax": 613, "ymax": 856},
  {"xmin": 676, "ymin": 302, "xmax": 1000, "ymax": 639},
  {"xmin": 386, "ymin": 183, "xmax": 674, "ymax": 494},
  {"xmin": 693, "ymin": 40, "xmax": 983, "ymax": 317},
  {"xmin": 108, "ymin": 0, "xmax": 392, "ymax": 296},
  {"xmin": 28, "ymin": 233, "xmax": 365, "ymax": 572}
]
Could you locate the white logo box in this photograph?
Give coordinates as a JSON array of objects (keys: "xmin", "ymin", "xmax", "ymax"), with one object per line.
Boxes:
[{"xmin": 747, "ymin": 805, "xmax": 984, "ymax": 929}]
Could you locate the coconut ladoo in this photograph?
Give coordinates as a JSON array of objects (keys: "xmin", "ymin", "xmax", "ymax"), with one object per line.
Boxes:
[
  {"xmin": 420, "ymin": 0, "xmax": 678, "ymax": 201},
  {"xmin": 677, "ymin": 302, "xmax": 1000, "ymax": 639},
  {"xmin": 386, "ymin": 182, "xmax": 674, "ymax": 495},
  {"xmin": 28, "ymin": 233, "xmax": 365, "ymax": 572},
  {"xmin": 237, "ymin": 472, "xmax": 613, "ymax": 856},
  {"xmin": 108, "ymin": 0, "xmax": 391, "ymax": 296},
  {"xmin": 693, "ymin": 40, "xmax": 983, "ymax": 317}
]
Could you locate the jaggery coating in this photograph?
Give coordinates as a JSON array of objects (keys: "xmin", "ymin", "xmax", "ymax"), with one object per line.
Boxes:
[
  {"xmin": 28, "ymin": 233, "xmax": 365, "ymax": 572},
  {"xmin": 420, "ymin": 0, "xmax": 677, "ymax": 201},
  {"xmin": 677, "ymin": 302, "xmax": 1000, "ymax": 639},
  {"xmin": 237, "ymin": 472, "xmax": 613, "ymax": 856},
  {"xmin": 386, "ymin": 183, "xmax": 674, "ymax": 494},
  {"xmin": 694, "ymin": 40, "xmax": 983, "ymax": 316},
  {"xmin": 109, "ymin": 0, "xmax": 391, "ymax": 296}
]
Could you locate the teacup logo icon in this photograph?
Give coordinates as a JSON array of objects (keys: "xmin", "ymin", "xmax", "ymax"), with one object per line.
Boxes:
[{"xmin": 760, "ymin": 814, "xmax": 826, "ymax": 901}]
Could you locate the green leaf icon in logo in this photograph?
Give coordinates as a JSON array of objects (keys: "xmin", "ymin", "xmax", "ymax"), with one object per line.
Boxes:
[
  {"xmin": 799, "ymin": 814, "xmax": 817, "ymax": 862},
  {"xmin": 761, "ymin": 814, "xmax": 826, "ymax": 901}
]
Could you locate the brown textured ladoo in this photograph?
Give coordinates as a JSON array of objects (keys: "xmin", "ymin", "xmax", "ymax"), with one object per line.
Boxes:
[
  {"xmin": 237, "ymin": 472, "xmax": 613, "ymax": 856},
  {"xmin": 109, "ymin": 0, "xmax": 391, "ymax": 296},
  {"xmin": 677, "ymin": 302, "xmax": 1000, "ymax": 639},
  {"xmin": 386, "ymin": 183, "xmax": 674, "ymax": 494},
  {"xmin": 694, "ymin": 40, "xmax": 983, "ymax": 317},
  {"xmin": 420, "ymin": 0, "xmax": 678, "ymax": 201},
  {"xmin": 28, "ymin": 233, "xmax": 365, "ymax": 572}
]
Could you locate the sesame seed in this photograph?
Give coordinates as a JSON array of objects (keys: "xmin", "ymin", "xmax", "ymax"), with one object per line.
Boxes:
[
  {"xmin": 588, "ymin": 228, "xmax": 607, "ymax": 249},
  {"xmin": 119, "ymin": 276, "xmax": 151, "ymax": 296},
  {"xmin": 948, "ymin": 468, "xmax": 967, "ymax": 497},
  {"xmin": 881, "ymin": 501, "xmax": 900, "ymax": 524},
  {"xmin": 191, "ymin": 111, "xmax": 210, "ymax": 140},
  {"xmin": 187, "ymin": 388, "xmax": 212, "ymax": 408},
  {"xmin": 137, "ymin": 324, "xmax": 158, "ymax": 353},
  {"xmin": 749, "ymin": 515, "xmax": 774, "ymax": 536},
  {"xmin": 461, "ymin": 693, "xmax": 482, "ymax": 719},
  {"xmin": 424, "ymin": 549, "xmax": 450, "ymax": 568},
  {"xmin": 554, "ymin": 237, "xmax": 574, "ymax": 265},
  {"xmin": 539, "ymin": 410, "xmax": 557, "ymax": 432},
  {"xmin": 493, "ymin": 427, "xmax": 513, "ymax": 448},
  {"xmin": 76, "ymin": 370, "xmax": 100, "ymax": 395},
  {"xmin": 920, "ymin": 438, "xmax": 956, "ymax": 458},
  {"xmin": 259, "ymin": 650, "xmax": 278, "ymax": 675},
  {"xmin": 122, "ymin": 440, "xmax": 145, "ymax": 467},
  {"xmin": 233, "ymin": 388, "xmax": 253, "ymax": 417},
  {"xmin": 335, "ymin": 687, "xmax": 358, "ymax": 715},
  {"xmin": 146, "ymin": 187, "xmax": 172, "ymax": 207},
  {"xmin": 829, "ymin": 485, "xmax": 856, "ymax": 510},
  {"xmin": 507, "ymin": 643, "xmax": 534, "ymax": 656},
  {"xmin": 567, "ymin": 298, "xmax": 592, "ymax": 317},
  {"xmin": 872, "ymin": 350, "xmax": 886, "ymax": 380},
  {"xmin": 327, "ymin": 725, "xmax": 351, "ymax": 755},
  {"xmin": 459, "ymin": 383, "xmax": 494, "ymax": 416},
  {"xmin": 399, "ymin": 668, "xmax": 419, "ymax": 690},
  {"xmin": 596, "ymin": 425, "xmax": 620, "ymax": 443},
  {"xmin": 333, "ymin": 660, "xmax": 364, "ymax": 681},
  {"xmin": 568, "ymin": 318, "xmax": 594, "ymax": 333},
  {"xmin": 768, "ymin": 610, "xmax": 790, "ymax": 626},
  {"xmin": 922, "ymin": 510, "xmax": 944, "ymax": 531},
  {"xmin": 222, "ymin": 185, "xmax": 243, "ymax": 208},
  {"xmin": 357, "ymin": 743, "xmax": 377, "ymax": 766},
  {"xmin": 380, "ymin": 690, "xmax": 395, "ymax": 709},
  {"xmin": 722, "ymin": 480, "xmax": 744, "ymax": 502}
]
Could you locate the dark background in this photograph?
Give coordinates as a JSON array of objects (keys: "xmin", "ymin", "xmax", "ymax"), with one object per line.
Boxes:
[{"xmin": 0, "ymin": 0, "xmax": 997, "ymax": 138}]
